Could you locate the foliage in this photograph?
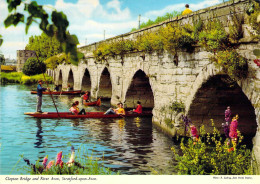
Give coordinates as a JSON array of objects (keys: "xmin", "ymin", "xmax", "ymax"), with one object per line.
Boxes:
[
  {"xmin": 22, "ymin": 57, "xmax": 46, "ymax": 76},
  {"xmin": 160, "ymin": 23, "xmax": 194, "ymax": 55},
  {"xmin": 212, "ymin": 49, "xmax": 248, "ymax": 80},
  {"xmin": 22, "ymin": 147, "xmax": 117, "ymax": 175},
  {"xmin": 25, "ymin": 33, "xmax": 62, "ymax": 61},
  {"xmin": 172, "ymin": 121, "xmax": 256, "ymax": 175},
  {"xmin": 44, "ymin": 53, "xmax": 70, "ymax": 69},
  {"xmin": 0, "ymin": 72, "xmax": 53, "ymax": 84},
  {"xmin": 198, "ymin": 20, "xmax": 228, "ymax": 53},
  {"xmin": 0, "ymin": 34, "xmax": 3, "ymax": 46},
  {"xmin": 253, "ymin": 49, "xmax": 260, "ymax": 57},
  {"xmin": 228, "ymin": 12, "xmax": 243, "ymax": 44},
  {"xmin": 0, "ymin": 53, "xmax": 5, "ymax": 65},
  {"xmin": 165, "ymin": 118, "xmax": 174, "ymax": 128},
  {"xmin": 3, "ymin": 0, "xmax": 82, "ymax": 64},
  {"xmin": 170, "ymin": 101, "xmax": 185, "ymax": 113},
  {"xmin": 131, "ymin": 11, "xmax": 181, "ymax": 31},
  {"xmin": 248, "ymin": 1, "xmax": 260, "ymax": 34}
]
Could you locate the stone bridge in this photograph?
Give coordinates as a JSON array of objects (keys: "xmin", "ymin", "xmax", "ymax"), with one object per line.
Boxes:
[{"xmin": 49, "ymin": 0, "xmax": 260, "ymax": 167}]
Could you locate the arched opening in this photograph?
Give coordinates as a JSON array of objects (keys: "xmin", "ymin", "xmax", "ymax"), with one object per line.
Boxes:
[
  {"xmin": 98, "ymin": 68, "xmax": 112, "ymax": 99},
  {"xmin": 82, "ymin": 68, "xmax": 91, "ymax": 92},
  {"xmin": 125, "ymin": 70, "xmax": 154, "ymax": 109},
  {"xmin": 67, "ymin": 69, "xmax": 74, "ymax": 90},
  {"xmin": 58, "ymin": 70, "xmax": 62, "ymax": 86},
  {"xmin": 188, "ymin": 75, "xmax": 257, "ymax": 138}
]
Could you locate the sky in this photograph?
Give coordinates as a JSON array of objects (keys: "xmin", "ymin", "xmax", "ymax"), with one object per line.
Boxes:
[{"xmin": 0, "ymin": 0, "xmax": 225, "ymax": 59}]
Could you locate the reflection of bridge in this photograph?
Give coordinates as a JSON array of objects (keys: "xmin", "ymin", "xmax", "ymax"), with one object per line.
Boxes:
[{"xmin": 47, "ymin": 0, "xmax": 260, "ymax": 168}]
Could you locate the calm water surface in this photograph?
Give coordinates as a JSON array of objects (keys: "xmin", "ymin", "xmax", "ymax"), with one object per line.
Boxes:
[{"xmin": 0, "ymin": 85, "xmax": 177, "ymax": 175}]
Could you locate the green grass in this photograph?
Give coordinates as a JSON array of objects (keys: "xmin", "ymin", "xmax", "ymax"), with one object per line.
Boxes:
[{"xmin": 0, "ymin": 72, "xmax": 53, "ymax": 85}]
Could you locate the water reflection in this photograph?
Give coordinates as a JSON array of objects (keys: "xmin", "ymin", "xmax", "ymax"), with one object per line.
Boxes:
[{"xmin": 34, "ymin": 119, "xmax": 43, "ymax": 148}]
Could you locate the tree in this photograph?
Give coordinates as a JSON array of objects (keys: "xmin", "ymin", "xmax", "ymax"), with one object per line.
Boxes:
[
  {"xmin": 22, "ymin": 57, "xmax": 46, "ymax": 76},
  {"xmin": 25, "ymin": 33, "xmax": 62, "ymax": 61},
  {"xmin": 0, "ymin": 54, "xmax": 5, "ymax": 65},
  {"xmin": 3, "ymin": 0, "xmax": 83, "ymax": 65}
]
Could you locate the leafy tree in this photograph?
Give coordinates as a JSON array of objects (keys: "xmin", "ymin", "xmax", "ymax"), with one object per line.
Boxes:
[
  {"xmin": 3, "ymin": 0, "xmax": 82, "ymax": 65},
  {"xmin": 0, "ymin": 54, "xmax": 5, "ymax": 65},
  {"xmin": 0, "ymin": 35, "xmax": 3, "ymax": 46},
  {"xmin": 25, "ymin": 33, "xmax": 61, "ymax": 61},
  {"xmin": 22, "ymin": 57, "xmax": 46, "ymax": 76}
]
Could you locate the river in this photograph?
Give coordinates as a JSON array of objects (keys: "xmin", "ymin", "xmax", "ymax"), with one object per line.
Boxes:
[{"xmin": 0, "ymin": 85, "xmax": 177, "ymax": 175}]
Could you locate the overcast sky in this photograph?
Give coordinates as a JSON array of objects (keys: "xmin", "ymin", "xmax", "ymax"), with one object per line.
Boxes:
[{"xmin": 0, "ymin": 0, "xmax": 224, "ymax": 59}]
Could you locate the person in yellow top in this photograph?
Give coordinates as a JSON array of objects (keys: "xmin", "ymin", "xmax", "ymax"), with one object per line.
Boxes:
[
  {"xmin": 104, "ymin": 103, "xmax": 125, "ymax": 115},
  {"xmin": 182, "ymin": 4, "xmax": 192, "ymax": 15}
]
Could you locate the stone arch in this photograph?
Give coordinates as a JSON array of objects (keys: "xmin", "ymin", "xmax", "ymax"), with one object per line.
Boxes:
[
  {"xmin": 98, "ymin": 67, "xmax": 112, "ymax": 99},
  {"xmin": 81, "ymin": 68, "xmax": 91, "ymax": 92},
  {"xmin": 124, "ymin": 69, "xmax": 154, "ymax": 109},
  {"xmin": 185, "ymin": 64, "xmax": 257, "ymax": 137},
  {"xmin": 67, "ymin": 69, "xmax": 74, "ymax": 90},
  {"xmin": 58, "ymin": 69, "xmax": 63, "ymax": 86}
]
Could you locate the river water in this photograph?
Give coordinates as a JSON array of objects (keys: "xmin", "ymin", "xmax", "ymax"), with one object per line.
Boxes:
[{"xmin": 0, "ymin": 85, "xmax": 177, "ymax": 175}]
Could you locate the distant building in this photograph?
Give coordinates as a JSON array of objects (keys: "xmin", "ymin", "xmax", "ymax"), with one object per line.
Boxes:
[
  {"xmin": 5, "ymin": 58, "xmax": 17, "ymax": 66},
  {"xmin": 16, "ymin": 50, "xmax": 36, "ymax": 72},
  {"xmin": 1, "ymin": 65, "xmax": 16, "ymax": 73}
]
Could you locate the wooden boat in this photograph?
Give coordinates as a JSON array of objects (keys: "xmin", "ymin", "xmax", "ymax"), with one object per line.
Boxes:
[
  {"xmin": 30, "ymin": 90, "xmax": 82, "ymax": 95},
  {"xmin": 24, "ymin": 111, "xmax": 152, "ymax": 119},
  {"xmin": 83, "ymin": 98, "xmax": 101, "ymax": 106}
]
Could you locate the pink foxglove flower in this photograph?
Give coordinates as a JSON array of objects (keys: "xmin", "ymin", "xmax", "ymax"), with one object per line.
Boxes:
[
  {"xmin": 42, "ymin": 156, "xmax": 48, "ymax": 169},
  {"xmin": 55, "ymin": 151, "xmax": 63, "ymax": 166}
]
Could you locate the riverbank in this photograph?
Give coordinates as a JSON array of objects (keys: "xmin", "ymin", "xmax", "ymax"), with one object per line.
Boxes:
[{"xmin": 0, "ymin": 72, "xmax": 53, "ymax": 85}]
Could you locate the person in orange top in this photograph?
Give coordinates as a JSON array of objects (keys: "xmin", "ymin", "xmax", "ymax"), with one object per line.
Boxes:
[
  {"xmin": 182, "ymin": 4, "xmax": 192, "ymax": 15},
  {"xmin": 133, "ymin": 101, "xmax": 142, "ymax": 114},
  {"xmin": 81, "ymin": 91, "xmax": 90, "ymax": 102},
  {"xmin": 104, "ymin": 103, "xmax": 125, "ymax": 115}
]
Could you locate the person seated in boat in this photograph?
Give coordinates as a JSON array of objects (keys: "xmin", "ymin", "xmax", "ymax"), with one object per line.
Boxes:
[
  {"xmin": 66, "ymin": 84, "xmax": 73, "ymax": 91},
  {"xmin": 133, "ymin": 101, "xmax": 142, "ymax": 114},
  {"xmin": 69, "ymin": 101, "xmax": 86, "ymax": 115},
  {"xmin": 81, "ymin": 91, "xmax": 91, "ymax": 102},
  {"xmin": 104, "ymin": 102, "xmax": 125, "ymax": 115},
  {"xmin": 54, "ymin": 85, "xmax": 59, "ymax": 92}
]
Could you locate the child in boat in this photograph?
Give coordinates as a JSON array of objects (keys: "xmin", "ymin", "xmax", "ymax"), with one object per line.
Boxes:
[
  {"xmin": 133, "ymin": 101, "xmax": 142, "ymax": 114},
  {"xmin": 81, "ymin": 91, "xmax": 90, "ymax": 102},
  {"xmin": 69, "ymin": 101, "xmax": 86, "ymax": 115},
  {"xmin": 104, "ymin": 103, "xmax": 125, "ymax": 115}
]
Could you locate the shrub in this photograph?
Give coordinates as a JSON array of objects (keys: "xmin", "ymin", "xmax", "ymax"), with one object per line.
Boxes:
[
  {"xmin": 213, "ymin": 49, "xmax": 248, "ymax": 80},
  {"xmin": 172, "ymin": 120, "xmax": 256, "ymax": 175},
  {"xmin": 248, "ymin": 2, "xmax": 260, "ymax": 34},
  {"xmin": 198, "ymin": 20, "xmax": 228, "ymax": 53},
  {"xmin": 170, "ymin": 101, "xmax": 185, "ymax": 113},
  {"xmin": 23, "ymin": 57, "xmax": 46, "ymax": 76}
]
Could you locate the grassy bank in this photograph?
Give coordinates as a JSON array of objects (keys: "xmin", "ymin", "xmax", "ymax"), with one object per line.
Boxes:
[{"xmin": 0, "ymin": 72, "xmax": 53, "ymax": 85}]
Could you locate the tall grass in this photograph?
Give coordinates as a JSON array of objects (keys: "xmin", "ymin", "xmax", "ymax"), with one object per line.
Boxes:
[
  {"xmin": 131, "ymin": 11, "xmax": 181, "ymax": 31},
  {"xmin": 0, "ymin": 72, "xmax": 53, "ymax": 85}
]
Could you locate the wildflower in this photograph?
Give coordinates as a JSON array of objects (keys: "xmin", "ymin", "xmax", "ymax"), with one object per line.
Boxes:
[
  {"xmin": 67, "ymin": 146, "xmax": 75, "ymax": 167},
  {"xmin": 46, "ymin": 160, "xmax": 54, "ymax": 170},
  {"xmin": 55, "ymin": 151, "xmax": 63, "ymax": 166},
  {"xmin": 42, "ymin": 156, "xmax": 48, "ymax": 169}
]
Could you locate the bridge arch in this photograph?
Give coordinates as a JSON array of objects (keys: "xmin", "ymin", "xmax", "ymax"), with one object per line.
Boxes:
[
  {"xmin": 124, "ymin": 69, "xmax": 154, "ymax": 109},
  {"xmin": 98, "ymin": 67, "xmax": 112, "ymax": 99},
  {"xmin": 67, "ymin": 69, "xmax": 74, "ymax": 90},
  {"xmin": 57, "ymin": 69, "xmax": 63, "ymax": 86},
  {"xmin": 81, "ymin": 67, "xmax": 91, "ymax": 92},
  {"xmin": 185, "ymin": 63, "xmax": 258, "ymax": 138}
]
